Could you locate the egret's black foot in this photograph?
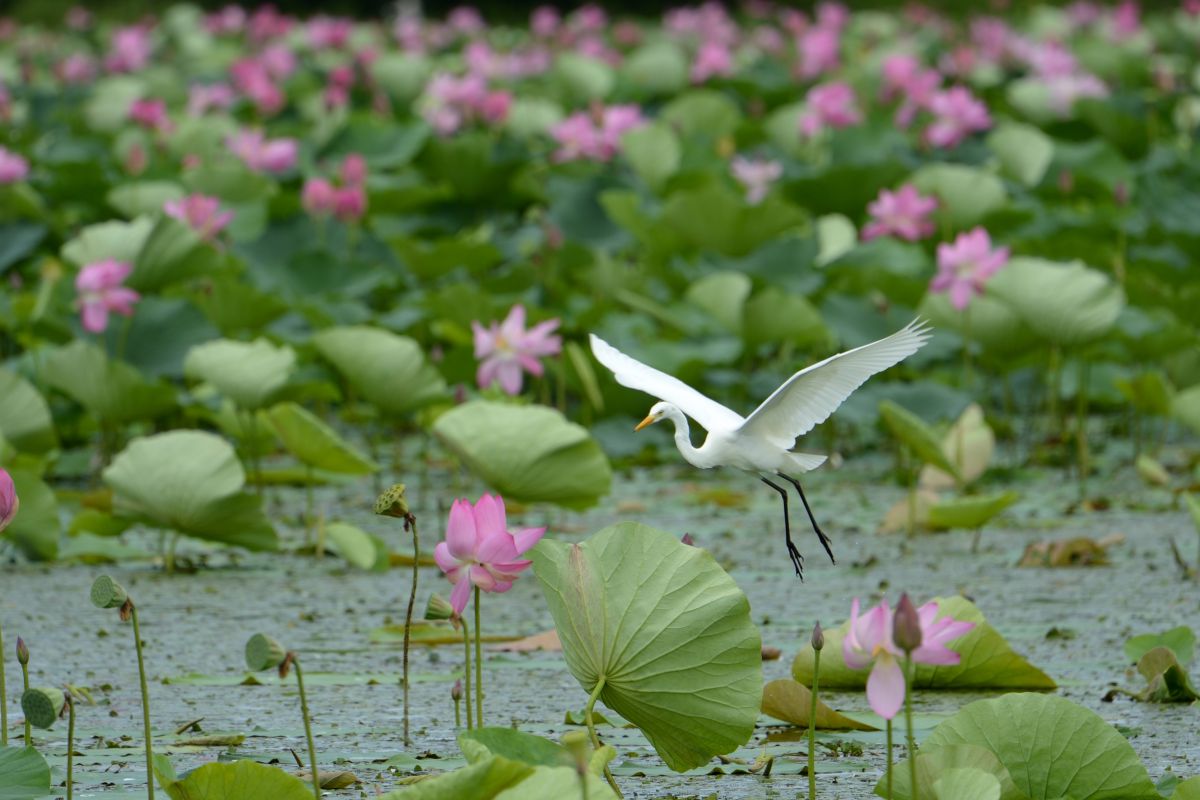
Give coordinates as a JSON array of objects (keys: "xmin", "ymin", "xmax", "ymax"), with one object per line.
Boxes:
[
  {"xmin": 786, "ymin": 538, "xmax": 805, "ymax": 580},
  {"xmin": 780, "ymin": 472, "xmax": 837, "ymax": 566}
]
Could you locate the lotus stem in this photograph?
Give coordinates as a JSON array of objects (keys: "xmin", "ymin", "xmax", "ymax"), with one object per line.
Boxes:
[
  {"xmin": 66, "ymin": 693, "xmax": 75, "ymax": 800},
  {"xmin": 885, "ymin": 719, "xmax": 893, "ymax": 800},
  {"xmin": 473, "ymin": 587, "xmax": 483, "ymax": 728},
  {"xmin": 1, "ymin": 619, "xmax": 7, "ymax": 746},
  {"xmin": 1076, "ymin": 358, "xmax": 1091, "ymax": 500},
  {"xmin": 305, "ymin": 466, "xmax": 314, "ymax": 545},
  {"xmin": 961, "ymin": 305, "xmax": 972, "ymax": 392},
  {"xmin": 129, "ymin": 606, "xmax": 155, "ymax": 800},
  {"xmin": 905, "ymin": 449, "xmax": 917, "ymax": 540},
  {"xmin": 808, "ymin": 647, "xmax": 820, "ymax": 800},
  {"xmin": 586, "ymin": 677, "xmax": 621, "ymax": 798},
  {"xmin": 292, "ymin": 658, "xmax": 321, "ymax": 800},
  {"xmin": 19, "ymin": 645, "xmax": 29, "ymax": 747},
  {"xmin": 904, "ymin": 656, "xmax": 917, "ymax": 800},
  {"xmin": 402, "ymin": 514, "xmax": 419, "ymax": 747},
  {"xmin": 245, "ymin": 411, "xmax": 263, "ymax": 497},
  {"xmin": 461, "ymin": 618, "xmax": 473, "ymax": 730}
]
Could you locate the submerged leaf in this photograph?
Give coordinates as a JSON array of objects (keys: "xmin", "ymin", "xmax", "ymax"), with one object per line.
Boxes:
[
  {"xmin": 1124, "ymin": 626, "xmax": 1195, "ymax": 666},
  {"xmin": 1135, "ymin": 647, "xmax": 1200, "ymax": 703},
  {"xmin": 1017, "ymin": 535, "xmax": 1121, "ymax": 567},
  {"xmin": 531, "ymin": 522, "xmax": 762, "ymax": 772},
  {"xmin": 433, "ymin": 400, "xmax": 612, "ymax": 509},
  {"xmin": 761, "ymin": 679, "xmax": 877, "ymax": 731},
  {"xmin": 925, "ymin": 693, "xmax": 1160, "ymax": 800},
  {"xmin": 793, "ymin": 595, "xmax": 1054, "ymax": 690}
]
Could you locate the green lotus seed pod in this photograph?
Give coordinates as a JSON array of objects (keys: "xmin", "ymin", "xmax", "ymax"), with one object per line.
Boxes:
[
  {"xmin": 374, "ymin": 484, "xmax": 410, "ymax": 518},
  {"xmin": 424, "ymin": 593, "xmax": 454, "ymax": 621},
  {"xmin": 90, "ymin": 575, "xmax": 128, "ymax": 609},
  {"xmin": 245, "ymin": 633, "xmax": 287, "ymax": 672},
  {"xmin": 21, "ymin": 687, "xmax": 65, "ymax": 729}
]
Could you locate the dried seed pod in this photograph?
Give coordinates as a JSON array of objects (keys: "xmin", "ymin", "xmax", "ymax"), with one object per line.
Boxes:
[{"xmin": 374, "ymin": 484, "xmax": 410, "ymax": 518}]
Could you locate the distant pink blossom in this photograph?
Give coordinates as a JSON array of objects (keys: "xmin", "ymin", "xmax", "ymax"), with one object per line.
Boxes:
[
  {"xmin": 472, "ymin": 304, "xmax": 561, "ymax": 395},
  {"xmin": 230, "ymin": 58, "xmax": 285, "ymax": 116},
  {"xmin": 164, "ymin": 194, "xmax": 233, "ymax": 242},
  {"xmin": 0, "ymin": 146, "xmax": 29, "ymax": 183},
  {"xmin": 925, "ymin": 86, "xmax": 992, "ymax": 148},
  {"xmin": 880, "ymin": 54, "xmax": 941, "ymax": 127},
  {"xmin": 105, "ymin": 25, "xmax": 152, "ymax": 73},
  {"xmin": 248, "ymin": 5, "xmax": 293, "ymax": 42},
  {"xmin": 66, "ymin": 6, "xmax": 92, "ymax": 30},
  {"xmin": 551, "ymin": 104, "xmax": 645, "ymax": 162},
  {"xmin": 187, "ymin": 83, "xmax": 236, "ymax": 116},
  {"xmin": 799, "ymin": 81, "xmax": 861, "ymax": 137},
  {"xmin": 531, "ymin": 6, "xmax": 561, "ymax": 37},
  {"xmin": 227, "ymin": 130, "xmax": 298, "ymax": 173},
  {"xmin": 307, "ymin": 15, "xmax": 353, "ymax": 49},
  {"xmin": 731, "ymin": 156, "xmax": 782, "ymax": 205},
  {"xmin": 1046, "ymin": 72, "xmax": 1109, "ymax": 114},
  {"xmin": 1066, "ymin": 1, "xmax": 1103, "ymax": 27},
  {"xmin": 448, "ymin": 6, "xmax": 485, "ymax": 35},
  {"xmin": 260, "ymin": 44, "xmax": 298, "ymax": 80},
  {"xmin": 340, "ymin": 153, "xmax": 367, "ymax": 186},
  {"xmin": 665, "ymin": 3, "xmax": 738, "ymax": 44},
  {"xmin": 76, "ymin": 260, "xmax": 140, "ymax": 333},
  {"xmin": 1110, "ymin": 0, "xmax": 1141, "ymax": 40},
  {"xmin": 57, "ymin": 53, "xmax": 97, "ymax": 84},
  {"xmin": 128, "ymin": 98, "xmax": 172, "ymax": 133},
  {"xmin": 932, "ymin": 227, "xmax": 1009, "ymax": 310},
  {"xmin": 0, "ymin": 467, "xmax": 17, "ymax": 533},
  {"xmin": 568, "ymin": 4, "xmax": 608, "ymax": 34},
  {"xmin": 970, "ymin": 17, "xmax": 1013, "ymax": 63},
  {"xmin": 816, "ymin": 1, "xmax": 850, "ymax": 30},
  {"xmin": 863, "ymin": 184, "xmax": 938, "ymax": 241},
  {"xmin": 435, "ymin": 494, "xmax": 546, "ymax": 614},
  {"xmin": 332, "ymin": 185, "xmax": 366, "ymax": 222},
  {"xmin": 421, "ymin": 73, "xmax": 512, "ymax": 135},
  {"xmin": 691, "ymin": 40, "xmax": 734, "ymax": 83},
  {"xmin": 302, "ymin": 178, "xmax": 337, "ymax": 217},
  {"xmin": 843, "ymin": 597, "xmax": 975, "ymax": 720},
  {"xmin": 204, "ymin": 5, "xmax": 246, "ymax": 35},
  {"xmin": 796, "ymin": 25, "xmax": 841, "ymax": 79}
]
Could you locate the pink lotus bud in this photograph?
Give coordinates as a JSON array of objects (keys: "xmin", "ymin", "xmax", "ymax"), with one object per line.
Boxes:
[
  {"xmin": 892, "ymin": 593, "xmax": 922, "ymax": 653},
  {"xmin": 451, "ymin": 679, "xmax": 463, "ymax": 702},
  {"xmin": 1, "ymin": 467, "xmax": 21, "ymax": 532},
  {"xmin": 340, "ymin": 153, "xmax": 367, "ymax": 187},
  {"xmin": 332, "ymin": 185, "xmax": 366, "ymax": 222},
  {"xmin": 811, "ymin": 620, "xmax": 824, "ymax": 651},
  {"xmin": 302, "ymin": 177, "xmax": 337, "ymax": 217},
  {"xmin": 680, "ymin": 533, "xmax": 696, "ymax": 547},
  {"xmin": 16, "ymin": 636, "xmax": 28, "ymax": 665}
]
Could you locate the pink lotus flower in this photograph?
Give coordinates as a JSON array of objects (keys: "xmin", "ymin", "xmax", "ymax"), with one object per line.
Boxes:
[
  {"xmin": 842, "ymin": 597, "xmax": 975, "ymax": 719},
  {"xmin": 691, "ymin": 40, "xmax": 734, "ymax": 84},
  {"xmin": 421, "ymin": 73, "xmax": 512, "ymax": 136},
  {"xmin": 0, "ymin": 467, "xmax": 18, "ymax": 533},
  {"xmin": 57, "ymin": 53, "xmax": 97, "ymax": 84},
  {"xmin": 731, "ymin": 156, "xmax": 783, "ymax": 205},
  {"xmin": 796, "ymin": 25, "xmax": 841, "ymax": 80},
  {"xmin": 227, "ymin": 130, "xmax": 297, "ymax": 173},
  {"xmin": 472, "ymin": 304, "xmax": 562, "ymax": 395},
  {"xmin": 531, "ymin": 6, "xmax": 561, "ymax": 37},
  {"xmin": 76, "ymin": 260, "xmax": 140, "ymax": 333},
  {"xmin": 434, "ymin": 494, "xmax": 546, "ymax": 614},
  {"xmin": 551, "ymin": 105, "xmax": 645, "ymax": 162},
  {"xmin": 925, "ymin": 87, "xmax": 992, "ymax": 148},
  {"xmin": 229, "ymin": 58, "xmax": 285, "ymax": 116},
  {"xmin": 932, "ymin": 227, "xmax": 1009, "ymax": 310},
  {"xmin": 332, "ymin": 185, "xmax": 367, "ymax": 222},
  {"xmin": 799, "ymin": 81, "xmax": 861, "ymax": 137},
  {"xmin": 340, "ymin": 153, "xmax": 367, "ymax": 186},
  {"xmin": 302, "ymin": 178, "xmax": 337, "ymax": 217},
  {"xmin": 187, "ymin": 83, "xmax": 236, "ymax": 116},
  {"xmin": 0, "ymin": 146, "xmax": 29, "ymax": 184},
  {"xmin": 306, "ymin": 15, "xmax": 353, "ymax": 50},
  {"xmin": 880, "ymin": 54, "xmax": 941, "ymax": 127},
  {"xmin": 164, "ymin": 194, "xmax": 234, "ymax": 242},
  {"xmin": 105, "ymin": 25, "xmax": 152, "ymax": 73},
  {"xmin": 128, "ymin": 98, "xmax": 172, "ymax": 133},
  {"xmin": 863, "ymin": 184, "xmax": 938, "ymax": 241}
]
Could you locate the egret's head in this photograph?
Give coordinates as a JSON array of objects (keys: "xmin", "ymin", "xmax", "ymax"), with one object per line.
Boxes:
[{"xmin": 635, "ymin": 402, "xmax": 671, "ymax": 432}]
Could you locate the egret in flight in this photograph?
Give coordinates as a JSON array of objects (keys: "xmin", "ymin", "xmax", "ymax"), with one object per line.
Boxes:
[{"xmin": 590, "ymin": 319, "xmax": 932, "ymax": 579}]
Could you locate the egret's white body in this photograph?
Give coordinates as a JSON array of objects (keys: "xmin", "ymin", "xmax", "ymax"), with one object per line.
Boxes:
[{"xmin": 589, "ymin": 319, "xmax": 933, "ymax": 577}]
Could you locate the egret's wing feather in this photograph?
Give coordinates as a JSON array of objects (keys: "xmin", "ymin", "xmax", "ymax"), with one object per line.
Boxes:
[
  {"xmin": 738, "ymin": 319, "xmax": 932, "ymax": 448},
  {"xmin": 589, "ymin": 334, "xmax": 744, "ymax": 432}
]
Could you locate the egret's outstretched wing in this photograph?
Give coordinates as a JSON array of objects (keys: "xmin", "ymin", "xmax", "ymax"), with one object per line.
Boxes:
[
  {"xmin": 589, "ymin": 334, "xmax": 744, "ymax": 432},
  {"xmin": 738, "ymin": 319, "xmax": 932, "ymax": 448}
]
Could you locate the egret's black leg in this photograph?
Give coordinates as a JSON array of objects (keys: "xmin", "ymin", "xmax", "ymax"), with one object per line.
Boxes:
[
  {"xmin": 779, "ymin": 473, "xmax": 835, "ymax": 565},
  {"xmin": 761, "ymin": 477, "xmax": 804, "ymax": 579}
]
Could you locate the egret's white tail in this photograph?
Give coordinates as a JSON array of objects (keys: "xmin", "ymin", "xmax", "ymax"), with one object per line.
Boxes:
[{"xmin": 787, "ymin": 452, "xmax": 827, "ymax": 473}]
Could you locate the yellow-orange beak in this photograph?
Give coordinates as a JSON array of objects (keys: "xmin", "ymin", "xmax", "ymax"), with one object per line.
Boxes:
[{"xmin": 634, "ymin": 414, "xmax": 657, "ymax": 432}]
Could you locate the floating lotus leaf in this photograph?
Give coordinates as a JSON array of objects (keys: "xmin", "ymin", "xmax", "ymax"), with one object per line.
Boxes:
[
  {"xmin": 0, "ymin": 746, "xmax": 51, "ymax": 800},
  {"xmin": 1125, "ymin": 625, "xmax": 1195, "ymax": 666},
  {"xmin": 267, "ymin": 402, "xmax": 377, "ymax": 474},
  {"xmin": 793, "ymin": 595, "xmax": 1055, "ymax": 690},
  {"xmin": 0, "ymin": 369, "xmax": 56, "ymax": 454},
  {"xmin": 103, "ymin": 430, "xmax": 276, "ymax": 551},
  {"xmin": 761, "ymin": 679, "xmax": 877, "ymax": 731},
  {"xmin": 374, "ymin": 755, "xmax": 533, "ymax": 800},
  {"xmin": 924, "ymin": 693, "xmax": 1160, "ymax": 800},
  {"xmin": 531, "ymin": 522, "xmax": 762, "ymax": 772},
  {"xmin": 433, "ymin": 400, "xmax": 612, "ymax": 509},
  {"xmin": 43, "ymin": 341, "xmax": 176, "ymax": 424},
  {"xmin": 880, "ymin": 744, "xmax": 1023, "ymax": 800},
  {"xmin": 153, "ymin": 755, "xmax": 313, "ymax": 800},
  {"xmin": 1135, "ymin": 647, "xmax": 1199, "ymax": 703},
  {"xmin": 1171, "ymin": 777, "xmax": 1200, "ymax": 800},
  {"xmin": 185, "ymin": 338, "xmax": 296, "ymax": 410},
  {"xmin": 107, "ymin": 181, "xmax": 184, "ymax": 217},
  {"xmin": 878, "ymin": 400, "xmax": 960, "ymax": 479},
  {"xmin": 927, "ymin": 491, "xmax": 1019, "ymax": 530},
  {"xmin": 314, "ymin": 326, "xmax": 446, "ymax": 415},
  {"xmin": 988, "ymin": 257, "xmax": 1124, "ymax": 347}
]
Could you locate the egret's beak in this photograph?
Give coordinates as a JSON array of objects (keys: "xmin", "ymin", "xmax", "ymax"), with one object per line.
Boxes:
[{"xmin": 634, "ymin": 414, "xmax": 657, "ymax": 432}]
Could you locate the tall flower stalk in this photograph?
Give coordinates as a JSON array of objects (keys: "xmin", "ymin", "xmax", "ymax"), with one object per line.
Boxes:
[
  {"xmin": 16, "ymin": 637, "xmax": 30, "ymax": 747},
  {"xmin": 0, "ymin": 468, "xmax": 16, "ymax": 747},
  {"xmin": 0, "ymin": 619, "xmax": 7, "ymax": 747},
  {"xmin": 808, "ymin": 621, "xmax": 823, "ymax": 800},
  {"xmin": 245, "ymin": 634, "xmax": 320, "ymax": 800},
  {"xmin": 893, "ymin": 595, "xmax": 923, "ymax": 800},
  {"xmin": 375, "ymin": 484, "xmax": 418, "ymax": 747}
]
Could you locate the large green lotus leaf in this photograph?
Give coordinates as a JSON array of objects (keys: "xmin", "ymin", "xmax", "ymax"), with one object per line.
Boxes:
[
  {"xmin": 267, "ymin": 402, "xmax": 377, "ymax": 474},
  {"xmin": 1124, "ymin": 625, "xmax": 1194, "ymax": 666},
  {"xmin": 910, "ymin": 164, "xmax": 1007, "ymax": 229},
  {"xmin": 932, "ymin": 769, "xmax": 1003, "ymax": 800},
  {"xmin": 495, "ymin": 765, "xmax": 618, "ymax": 800},
  {"xmin": 620, "ymin": 122, "xmax": 681, "ymax": 191},
  {"xmin": 554, "ymin": 53, "xmax": 614, "ymax": 102},
  {"xmin": 60, "ymin": 216, "xmax": 155, "ymax": 267},
  {"xmin": 2, "ymin": 470, "xmax": 60, "ymax": 561},
  {"xmin": 313, "ymin": 326, "xmax": 446, "ymax": 415},
  {"xmin": 928, "ymin": 491, "xmax": 1019, "ymax": 530},
  {"xmin": 742, "ymin": 288, "xmax": 825, "ymax": 348},
  {"xmin": 0, "ymin": 368, "xmax": 56, "ymax": 453},
  {"xmin": 190, "ymin": 276, "xmax": 289, "ymax": 336},
  {"xmin": 878, "ymin": 400, "xmax": 960, "ymax": 478},
  {"xmin": 660, "ymin": 90, "xmax": 742, "ymax": 139},
  {"xmin": 1171, "ymin": 776, "xmax": 1200, "ymax": 799},
  {"xmin": 103, "ymin": 430, "xmax": 276, "ymax": 551},
  {"xmin": 433, "ymin": 401, "xmax": 612, "ymax": 510},
  {"xmin": 43, "ymin": 341, "xmax": 177, "ymax": 423},
  {"xmin": 154, "ymin": 755, "xmax": 312, "ymax": 800},
  {"xmin": 375, "ymin": 755, "xmax": 533, "ymax": 799},
  {"xmin": 184, "ymin": 338, "xmax": 296, "ymax": 410},
  {"xmin": 325, "ymin": 522, "xmax": 387, "ymax": 570},
  {"xmin": 531, "ymin": 522, "xmax": 762, "ymax": 772},
  {"xmin": 686, "ymin": 271, "xmax": 751, "ymax": 333},
  {"xmin": 662, "ymin": 181, "xmax": 806, "ymax": 258},
  {"xmin": 107, "ymin": 181, "xmax": 185, "ymax": 218},
  {"xmin": 987, "ymin": 122, "xmax": 1054, "ymax": 187},
  {"xmin": 458, "ymin": 728, "xmax": 573, "ymax": 769},
  {"xmin": 879, "ymin": 744, "xmax": 1023, "ymax": 800},
  {"xmin": 1172, "ymin": 385, "xmax": 1200, "ymax": 437},
  {"xmin": 987, "ymin": 258, "xmax": 1124, "ymax": 347},
  {"xmin": 621, "ymin": 42, "xmax": 688, "ymax": 96},
  {"xmin": 0, "ymin": 222, "xmax": 46, "ymax": 275},
  {"xmin": 924, "ymin": 693, "xmax": 1160, "ymax": 800},
  {"xmin": 131, "ymin": 215, "xmax": 221, "ymax": 292},
  {"xmin": 918, "ymin": 291, "xmax": 1038, "ymax": 357},
  {"xmin": 793, "ymin": 596, "xmax": 1055, "ymax": 690},
  {"xmin": 0, "ymin": 746, "xmax": 51, "ymax": 800},
  {"xmin": 1114, "ymin": 370, "xmax": 1174, "ymax": 417}
]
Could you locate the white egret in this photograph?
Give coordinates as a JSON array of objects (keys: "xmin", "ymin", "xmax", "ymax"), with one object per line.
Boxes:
[{"xmin": 589, "ymin": 319, "xmax": 932, "ymax": 579}]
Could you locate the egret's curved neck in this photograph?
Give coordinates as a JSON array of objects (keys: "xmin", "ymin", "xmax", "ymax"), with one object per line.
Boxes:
[{"xmin": 663, "ymin": 407, "xmax": 712, "ymax": 469}]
